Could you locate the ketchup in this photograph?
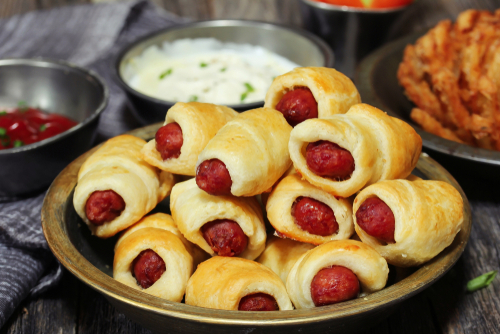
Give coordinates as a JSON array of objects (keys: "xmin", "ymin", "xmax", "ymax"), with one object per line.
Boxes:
[{"xmin": 0, "ymin": 105, "xmax": 77, "ymax": 150}]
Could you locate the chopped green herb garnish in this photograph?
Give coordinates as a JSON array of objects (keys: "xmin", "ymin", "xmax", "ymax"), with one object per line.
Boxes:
[
  {"xmin": 13, "ymin": 140, "xmax": 24, "ymax": 148},
  {"xmin": 39, "ymin": 124, "xmax": 47, "ymax": 132},
  {"xmin": 1, "ymin": 137, "xmax": 10, "ymax": 147},
  {"xmin": 17, "ymin": 101, "xmax": 28, "ymax": 111},
  {"xmin": 240, "ymin": 82, "xmax": 256, "ymax": 102},
  {"xmin": 244, "ymin": 83, "xmax": 255, "ymax": 92},
  {"xmin": 467, "ymin": 270, "xmax": 497, "ymax": 292},
  {"xmin": 0, "ymin": 111, "xmax": 6, "ymax": 116},
  {"xmin": 0, "ymin": 127, "xmax": 5, "ymax": 136},
  {"xmin": 220, "ymin": 67, "xmax": 227, "ymax": 72},
  {"xmin": 188, "ymin": 95, "xmax": 198, "ymax": 102},
  {"xmin": 200, "ymin": 62, "xmax": 208, "ymax": 68},
  {"xmin": 159, "ymin": 68, "xmax": 173, "ymax": 79}
]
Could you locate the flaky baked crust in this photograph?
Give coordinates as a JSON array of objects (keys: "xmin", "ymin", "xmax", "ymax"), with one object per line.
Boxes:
[
  {"xmin": 353, "ymin": 179, "xmax": 464, "ymax": 267},
  {"xmin": 196, "ymin": 108, "xmax": 293, "ymax": 196},
  {"xmin": 141, "ymin": 102, "xmax": 238, "ymax": 176},
  {"xmin": 264, "ymin": 67, "xmax": 361, "ymax": 118},
  {"xmin": 256, "ymin": 235, "xmax": 315, "ymax": 284},
  {"xmin": 113, "ymin": 227, "xmax": 193, "ymax": 302},
  {"xmin": 170, "ymin": 179, "xmax": 266, "ymax": 260},
  {"xmin": 266, "ymin": 174, "xmax": 354, "ymax": 244},
  {"xmin": 115, "ymin": 213, "xmax": 208, "ymax": 267},
  {"xmin": 289, "ymin": 104, "xmax": 422, "ymax": 197},
  {"xmin": 286, "ymin": 240, "xmax": 389, "ymax": 309},
  {"xmin": 185, "ymin": 256, "xmax": 293, "ymax": 310},
  {"xmin": 73, "ymin": 135, "xmax": 175, "ymax": 238}
]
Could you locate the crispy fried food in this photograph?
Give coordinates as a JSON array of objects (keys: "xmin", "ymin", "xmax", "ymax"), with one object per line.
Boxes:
[{"xmin": 398, "ymin": 9, "xmax": 500, "ymax": 150}]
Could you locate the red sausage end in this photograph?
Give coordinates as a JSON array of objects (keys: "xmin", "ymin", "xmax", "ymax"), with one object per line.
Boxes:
[
  {"xmin": 201, "ymin": 219, "xmax": 248, "ymax": 257},
  {"xmin": 356, "ymin": 197, "xmax": 396, "ymax": 244},
  {"xmin": 292, "ymin": 197, "xmax": 339, "ymax": 236},
  {"xmin": 275, "ymin": 87, "xmax": 318, "ymax": 127},
  {"xmin": 310, "ymin": 266, "xmax": 360, "ymax": 306},
  {"xmin": 132, "ymin": 249, "xmax": 166, "ymax": 289},
  {"xmin": 239, "ymin": 293, "xmax": 279, "ymax": 311},
  {"xmin": 155, "ymin": 122, "xmax": 183, "ymax": 160},
  {"xmin": 196, "ymin": 159, "xmax": 233, "ymax": 196},
  {"xmin": 306, "ymin": 141, "xmax": 355, "ymax": 179},
  {"xmin": 85, "ymin": 190, "xmax": 126, "ymax": 225}
]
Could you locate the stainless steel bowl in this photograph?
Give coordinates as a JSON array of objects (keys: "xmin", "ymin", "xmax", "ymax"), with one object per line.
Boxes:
[
  {"xmin": 115, "ymin": 20, "xmax": 334, "ymax": 125},
  {"xmin": 0, "ymin": 58, "xmax": 108, "ymax": 199},
  {"xmin": 299, "ymin": 0, "xmax": 411, "ymax": 78}
]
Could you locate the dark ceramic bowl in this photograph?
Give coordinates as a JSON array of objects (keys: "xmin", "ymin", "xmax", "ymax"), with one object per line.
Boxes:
[
  {"xmin": 0, "ymin": 58, "xmax": 108, "ymax": 200},
  {"xmin": 115, "ymin": 20, "xmax": 334, "ymax": 125},
  {"xmin": 42, "ymin": 124, "xmax": 471, "ymax": 334}
]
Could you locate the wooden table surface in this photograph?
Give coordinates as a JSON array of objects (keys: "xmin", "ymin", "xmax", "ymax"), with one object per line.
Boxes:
[{"xmin": 1, "ymin": 0, "xmax": 500, "ymax": 333}]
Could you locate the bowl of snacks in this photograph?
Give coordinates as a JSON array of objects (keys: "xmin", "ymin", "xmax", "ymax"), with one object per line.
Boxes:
[
  {"xmin": 115, "ymin": 20, "xmax": 334, "ymax": 125},
  {"xmin": 0, "ymin": 58, "xmax": 108, "ymax": 199},
  {"xmin": 356, "ymin": 9, "xmax": 500, "ymax": 180},
  {"xmin": 299, "ymin": 0, "xmax": 413, "ymax": 77},
  {"xmin": 43, "ymin": 65, "xmax": 470, "ymax": 333}
]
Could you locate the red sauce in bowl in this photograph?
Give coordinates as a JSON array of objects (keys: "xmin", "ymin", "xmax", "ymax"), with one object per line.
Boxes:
[{"xmin": 0, "ymin": 106, "xmax": 78, "ymax": 150}]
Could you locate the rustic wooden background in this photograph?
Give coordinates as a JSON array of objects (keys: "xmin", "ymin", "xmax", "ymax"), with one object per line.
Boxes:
[{"xmin": 1, "ymin": 0, "xmax": 500, "ymax": 333}]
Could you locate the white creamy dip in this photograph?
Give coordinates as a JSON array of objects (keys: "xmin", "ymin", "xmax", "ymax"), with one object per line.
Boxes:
[{"xmin": 122, "ymin": 38, "xmax": 299, "ymax": 105}]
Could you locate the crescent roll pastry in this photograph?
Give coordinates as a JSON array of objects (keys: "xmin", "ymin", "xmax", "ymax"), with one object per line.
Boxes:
[
  {"xmin": 353, "ymin": 179, "xmax": 464, "ymax": 267},
  {"xmin": 256, "ymin": 236, "xmax": 315, "ymax": 284},
  {"xmin": 264, "ymin": 67, "xmax": 361, "ymax": 118},
  {"xmin": 196, "ymin": 107, "xmax": 292, "ymax": 197},
  {"xmin": 266, "ymin": 174, "xmax": 354, "ymax": 244},
  {"xmin": 73, "ymin": 135, "xmax": 175, "ymax": 238},
  {"xmin": 141, "ymin": 102, "xmax": 238, "ymax": 175},
  {"xmin": 289, "ymin": 104, "xmax": 422, "ymax": 197},
  {"xmin": 115, "ymin": 213, "xmax": 208, "ymax": 267},
  {"xmin": 185, "ymin": 256, "xmax": 293, "ymax": 311},
  {"xmin": 286, "ymin": 240, "xmax": 389, "ymax": 309},
  {"xmin": 170, "ymin": 179, "xmax": 267, "ymax": 260},
  {"xmin": 113, "ymin": 227, "xmax": 193, "ymax": 302}
]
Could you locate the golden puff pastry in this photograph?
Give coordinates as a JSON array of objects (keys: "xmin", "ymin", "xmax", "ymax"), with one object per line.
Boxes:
[
  {"xmin": 286, "ymin": 240, "xmax": 389, "ymax": 309},
  {"xmin": 73, "ymin": 135, "xmax": 175, "ymax": 238},
  {"xmin": 264, "ymin": 67, "xmax": 361, "ymax": 117},
  {"xmin": 141, "ymin": 102, "xmax": 238, "ymax": 175},
  {"xmin": 266, "ymin": 174, "xmax": 354, "ymax": 244},
  {"xmin": 113, "ymin": 227, "xmax": 193, "ymax": 302},
  {"xmin": 170, "ymin": 178, "xmax": 266, "ymax": 260},
  {"xmin": 196, "ymin": 107, "xmax": 292, "ymax": 196},
  {"xmin": 115, "ymin": 213, "xmax": 208, "ymax": 267},
  {"xmin": 256, "ymin": 235, "xmax": 315, "ymax": 284},
  {"xmin": 353, "ymin": 179, "xmax": 464, "ymax": 267},
  {"xmin": 289, "ymin": 103, "xmax": 422, "ymax": 197},
  {"xmin": 185, "ymin": 256, "xmax": 293, "ymax": 311}
]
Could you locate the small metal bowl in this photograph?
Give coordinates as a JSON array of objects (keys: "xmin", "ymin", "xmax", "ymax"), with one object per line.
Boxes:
[
  {"xmin": 299, "ymin": 0, "xmax": 411, "ymax": 77},
  {"xmin": 42, "ymin": 124, "xmax": 471, "ymax": 334},
  {"xmin": 0, "ymin": 58, "xmax": 108, "ymax": 199},
  {"xmin": 115, "ymin": 20, "xmax": 334, "ymax": 125}
]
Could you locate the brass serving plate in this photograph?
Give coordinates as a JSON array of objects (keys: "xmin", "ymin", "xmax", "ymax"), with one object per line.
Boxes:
[{"xmin": 42, "ymin": 124, "xmax": 471, "ymax": 334}]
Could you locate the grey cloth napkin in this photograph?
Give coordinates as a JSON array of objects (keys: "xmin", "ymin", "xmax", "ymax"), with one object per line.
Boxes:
[{"xmin": 0, "ymin": 1, "xmax": 186, "ymax": 327}]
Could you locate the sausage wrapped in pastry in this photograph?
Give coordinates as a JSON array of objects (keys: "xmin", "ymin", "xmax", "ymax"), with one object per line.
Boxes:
[
  {"xmin": 73, "ymin": 135, "xmax": 175, "ymax": 238},
  {"xmin": 266, "ymin": 174, "xmax": 354, "ymax": 244},
  {"xmin": 113, "ymin": 227, "xmax": 192, "ymax": 302},
  {"xmin": 256, "ymin": 235, "xmax": 315, "ymax": 284},
  {"xmin": 170, "ymin": 179, "xmax": 266, "ymax": 260},
  {"xmin": 115, "ymin": 213, "xmax": 208, "ymax": 267},
  {"xmin": 185, "ymin": 256, "xmax": 293, "ymax": 311},
  {"xmin": 353, "ymin": 179, "xmax": 464, "ymax": 267},
  {"xmin": 264, "ymin": 67, "xmax": 361, "ymax": 126},
  {"xmin": 287, "ymin": 240, "xmax": 389, "ymax": 309},
  {"xmin": 141, "ymin": 102, "xmax": 238, "ymax": 176},
  {"xmin": 289, "ymin": 104, "xmax": 422, "ymax": 197},
  {"xmin": 195, "ymin": 107, "xmax": 292, "ymax": 197}
]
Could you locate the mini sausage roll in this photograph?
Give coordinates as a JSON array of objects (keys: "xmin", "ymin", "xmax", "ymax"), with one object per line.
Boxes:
[
  {"xmin": 266, "ymin": 174, "xmax": 354, "ymax": 244},
  {"xmin": 73, "ymin": 135, "xmax": 175, "ymax": 238},
  {"xmin": 170, "ymin": 179, "xmax": 266, "ymax": 260},
  {"xmin": 256, "ymin": 236, "xmax": 315, "ymax": 284},
  {"xmin": 141, "ymin": 102, "xmax": 238, "ymax": 176},
  {"xmin": 185, "ymin": 256, "xmax": 293, "ymax": 311},
  {"xmin": 113, "ymin": 227, "xmax": 193, "ymax": 302},
  {"xmin": 287, "ymin": 240, "xmax": 389, "ymax": 309},
  {"xmin": 264, "ymin": 67, "xmax": 361, "ymax": 126},
  {"xmin": 353, "ymin": 179, "xmax": 464, "ymax": 267},
  {"xmin": 289, "ymin": 104, "xmax": 422, "ymax": 197},
  {"xmin": 115, "ymin": 213, "xmax": 208, "ymax": 267},
  {"xmin": 196, "ymin": 107, "xmax": 292, "ymax": 197}
]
